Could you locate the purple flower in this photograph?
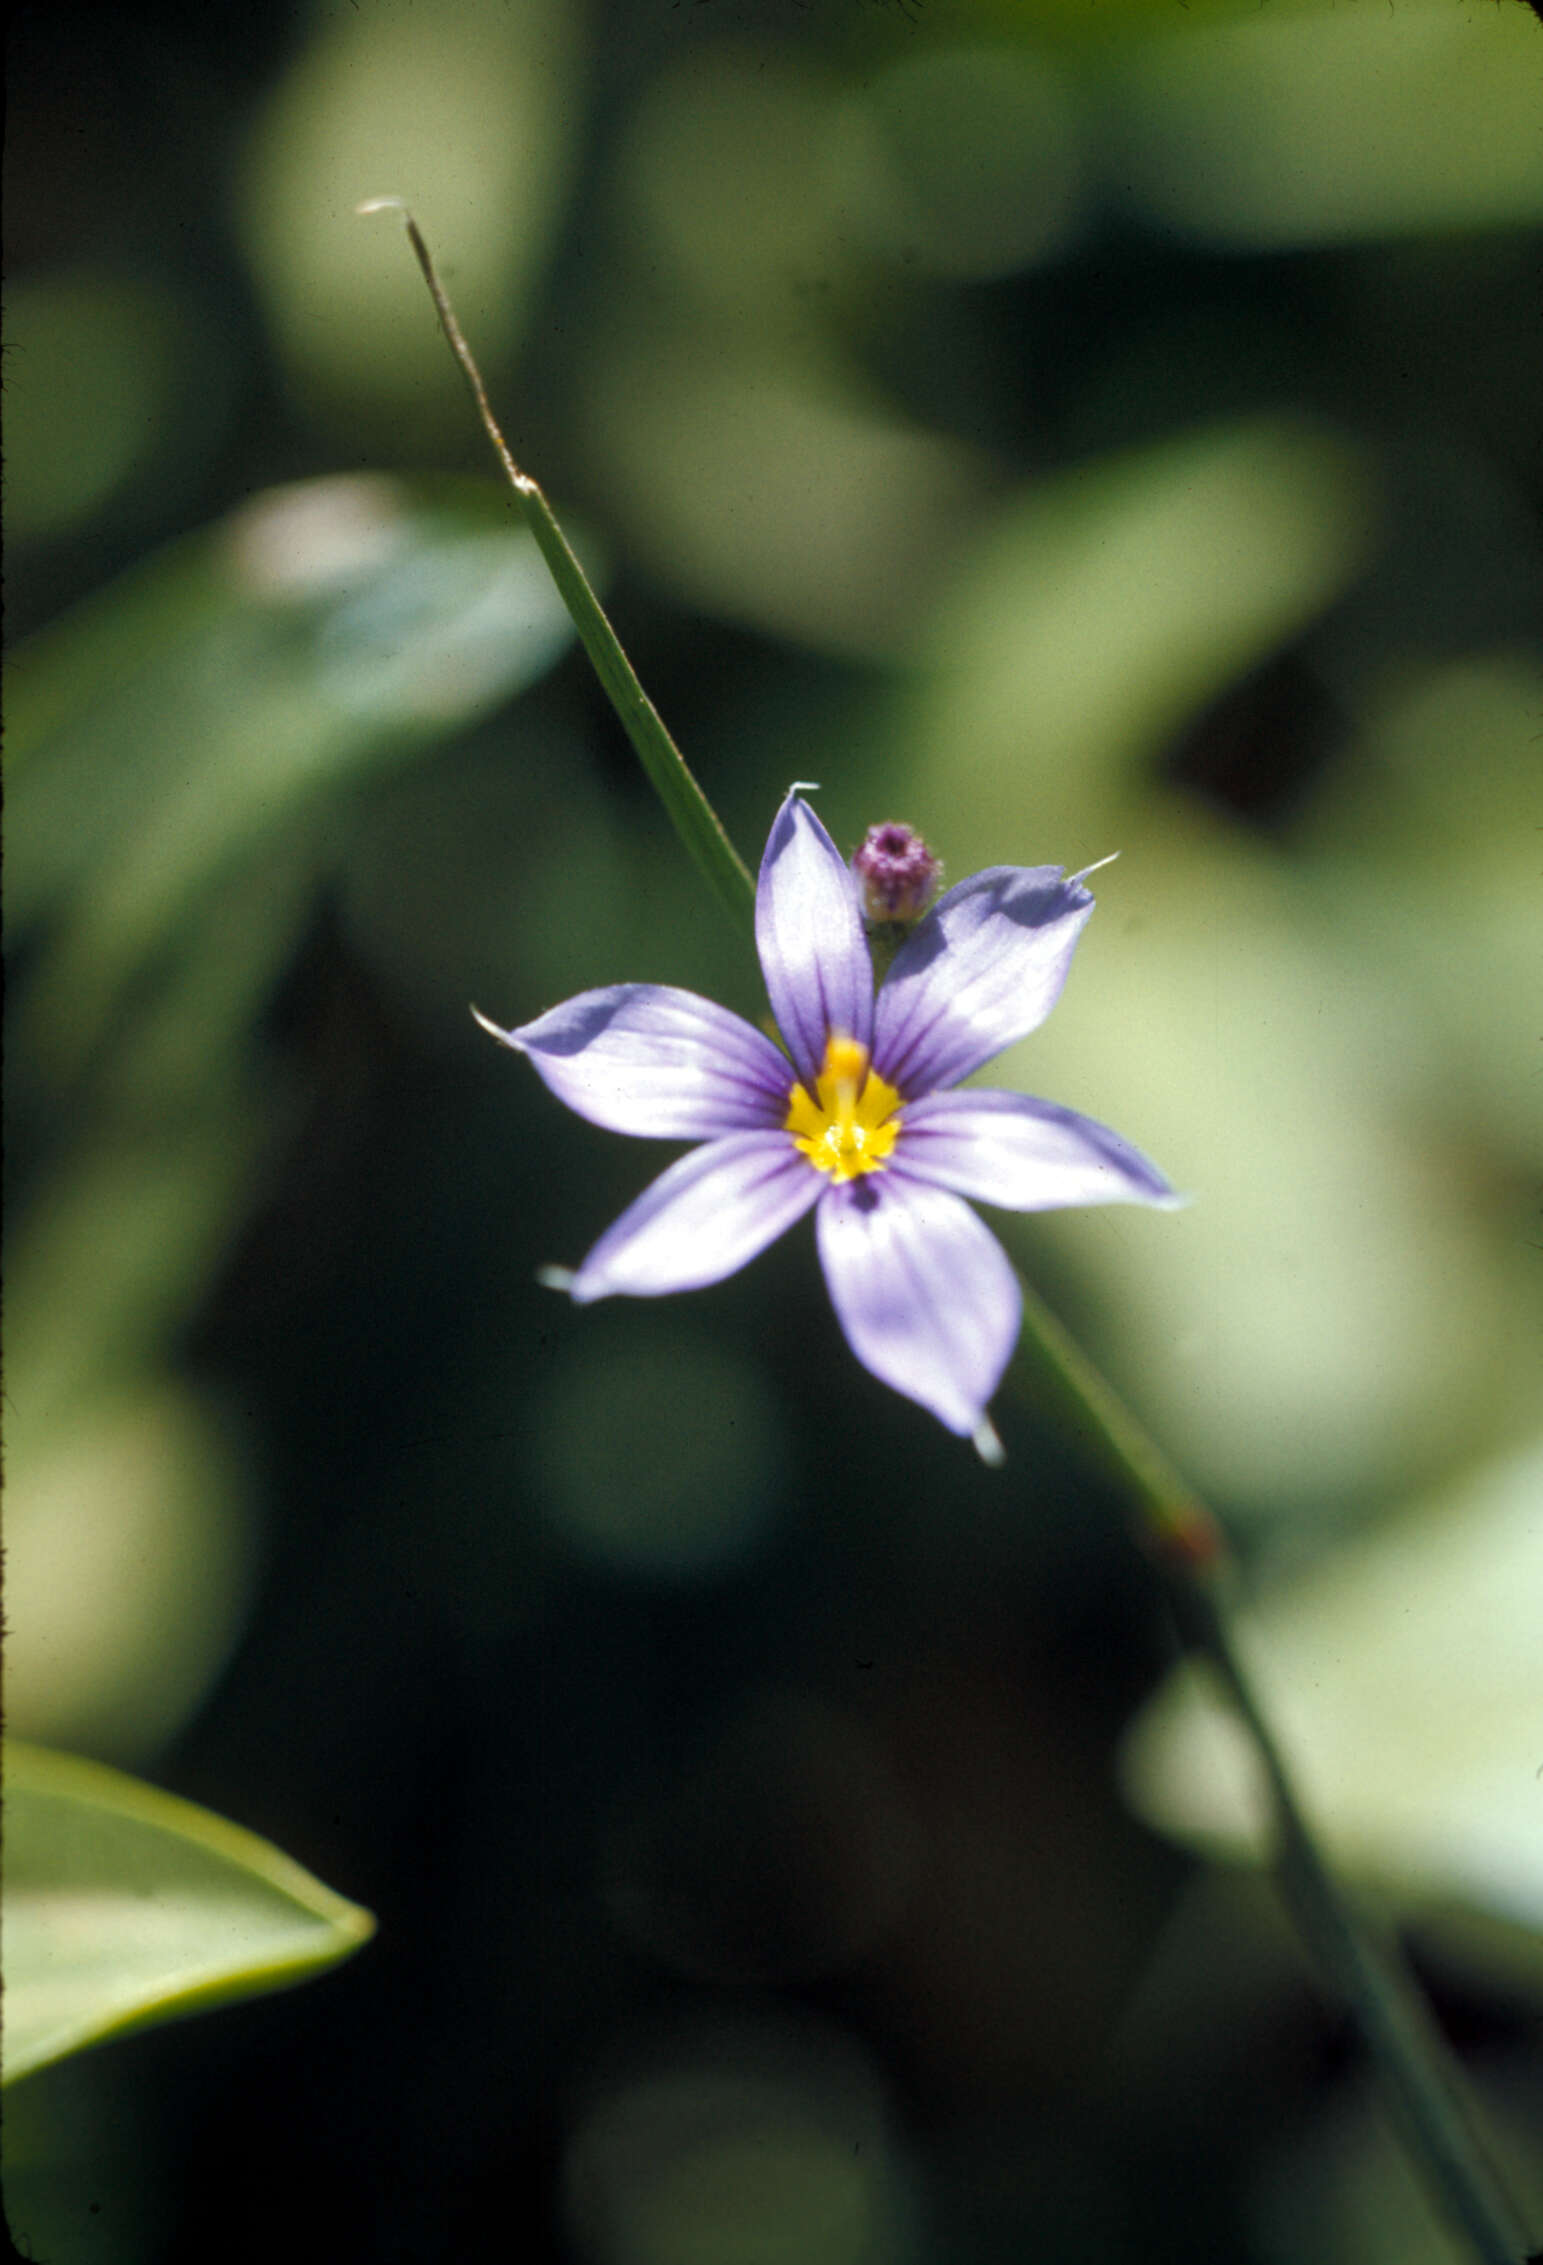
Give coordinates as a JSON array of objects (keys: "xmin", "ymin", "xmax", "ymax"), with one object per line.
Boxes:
[{"xmin": 477, "ymin": 790, "xmax": 1179, "ymax": 1451}]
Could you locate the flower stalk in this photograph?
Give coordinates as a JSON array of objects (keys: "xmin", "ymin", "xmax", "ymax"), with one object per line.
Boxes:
[
  {"xmin": 1008, "ymin": 1270, "xmax": 1530, "ymax": 2265},
  {"xmin": 377, "ymin": 209, "xmax": 1534, "ymax": 2265}
]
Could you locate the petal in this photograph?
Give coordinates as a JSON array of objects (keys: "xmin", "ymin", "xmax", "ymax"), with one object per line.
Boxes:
[
  {"xmin": 815, "ymin": 1176, "xmax": 1020, "ymax": 1437},
  {"xmin": 567, "ymin": 1134, "xmax": 820, "ymax": 1301},
  {"xmin": 873, "ymin": 867, "xmax": 1094, "ymax": 1097},
  {"xmin": 895, "ymin": 1090, "xmax": 1182, "ymax": 1212},
  {"xmin": 482, "ymin": 986, "xmax": 791, "ymax": 1138},
  {"xmin": 756, "ymin": 790, "xmax": 873, "ymax": 1092}
]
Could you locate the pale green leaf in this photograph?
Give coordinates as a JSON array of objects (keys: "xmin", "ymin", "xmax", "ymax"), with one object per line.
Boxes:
[
  {"xmin": 6, "ymin": 472, "xmax": 577, "ymax": 1074},
  {"xmin": 2, "ymin": 1742, "xmax": 375, "ymax": 2086},
  {"xmin": 1120, "ymin": 1438, "xmax": 1543, "ymax": 1970},
  {"xmin": 900, "ymin": 416, "xmax": 1373, "ymax": 853},
  {"xmin": 1110, "ymin": 0, "xmax": 1543, "ymax": 249}
]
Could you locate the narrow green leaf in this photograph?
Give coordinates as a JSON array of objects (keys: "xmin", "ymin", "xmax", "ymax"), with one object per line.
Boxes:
[
  {"xmin": 2, "ymin": 1741, "xmax": 375, "ymax": 2086},
  {"xmin": 512, "ymin": 480, "xmax": 756, "ymax": 934},
  {"xmin": 373, "ymin": 203, "xmax": 756, "ymax": 937}
]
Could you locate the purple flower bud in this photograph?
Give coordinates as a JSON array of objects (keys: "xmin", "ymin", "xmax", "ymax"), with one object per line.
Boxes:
[{"xmin": 852, "ymin": 821, "xmax": 942, "ymax": 926}]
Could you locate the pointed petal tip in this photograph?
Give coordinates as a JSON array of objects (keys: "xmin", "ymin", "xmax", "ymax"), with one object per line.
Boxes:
[
  {"xmin": 972, "ymin": 1416, "xmax": 1006, "ymax": 1467},
  {"xmin": 816, "ymin": 1179, "xmax": 1020, "ymax": 1440},
  {"xmin": 1069, "ymin": 851, "xmax": 1120, "ymax": 884},
  {"xmin": 536, "ymin": 1265, "xmax": 577, "ymax": 1294},
  {"xmin": 471, "ymin": 1004, "xmax": 521, "ymax": 1048}
]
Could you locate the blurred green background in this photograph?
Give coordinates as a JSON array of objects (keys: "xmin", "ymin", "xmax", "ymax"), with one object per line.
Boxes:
[{"xmin": 5, "ymin": 1, "xmax": 1542, "ymax": 2259}]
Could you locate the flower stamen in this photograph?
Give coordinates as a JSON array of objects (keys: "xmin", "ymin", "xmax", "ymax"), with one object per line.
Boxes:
[{"xmin": 785, "ymin": 1034, "xmax": 902, "ymax": 1181}]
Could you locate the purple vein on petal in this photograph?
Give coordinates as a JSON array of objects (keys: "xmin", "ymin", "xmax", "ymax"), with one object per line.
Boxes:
[
  {"xmin": 567, "ymin": 1132, "xmax": 821, "ymax": 1302},
  {"xmin": 486, "ymin": 985, "xmax": 791, "ymax": 1138},
  {"xmin": 756, "ymin": 791, "xmax": 873, "ymax": 1091},
  {"xmin": 895, "ymin": 1090, "xmax": 1182, "ymax": 1212},
  {"xmin": 815, "ymin": 1175, "xmax": 1021, "ymax": 1435},
  {"xmin": 874, "ymin": 867, "xmax": 1094, "ymax": 1097}
]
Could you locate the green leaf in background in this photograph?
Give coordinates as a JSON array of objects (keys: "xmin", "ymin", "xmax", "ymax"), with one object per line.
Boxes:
[
  {"xmin": 6, "ymin": 471, "xmax": 578, "ymax": 1080},
  {"xmin": 4, "ymin": 472, "xmax": 586, "ymax": 1768},
  {"xmin": 899, "ymin": 415, "xmax": 1373, "ymax": 853},
  {"xmin": 1119, "ymin": 1434, "xmax": 1543, "ymax": 1974},
  {"xmin": 1, "ymin": 1742, "xmax": 375, "ymax": 2087},
  {"xmin": 1107, "ymin": 0, "xmax": 1543, "ymax": 249}
]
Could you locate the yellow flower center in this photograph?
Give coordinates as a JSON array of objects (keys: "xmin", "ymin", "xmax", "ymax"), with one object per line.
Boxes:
[{"xmin": 784, "ymin": 1034, "xmax": 902, "ymax": 1182}]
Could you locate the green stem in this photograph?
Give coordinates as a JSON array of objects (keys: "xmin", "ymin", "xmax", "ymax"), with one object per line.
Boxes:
[
  {"xmin": 359, "ymin": 200, "xmax": 755, "ymax": 936},
  {"xmin": 1010, "ymin": 1268, "xmax": 1531, "ymax": 2265},
  {"xmin": 1192, "ymin": 1588, "xmax": 1532, "ymax": 2265},
  {"xmin": 377, "ymin": 205, "xmax": 1532, "ymax": 2265}
]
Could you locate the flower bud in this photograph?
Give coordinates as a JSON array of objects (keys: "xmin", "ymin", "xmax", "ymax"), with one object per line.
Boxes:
[{"xmin": 852, "ymin": 822, "xmax": 941, "ymax": 926}]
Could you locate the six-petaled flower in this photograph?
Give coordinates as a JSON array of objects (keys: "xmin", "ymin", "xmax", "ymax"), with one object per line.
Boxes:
[{"xmin": 475, "ymin": 790, "xmax": 1179, "ymax": 1451}]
